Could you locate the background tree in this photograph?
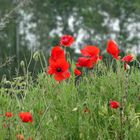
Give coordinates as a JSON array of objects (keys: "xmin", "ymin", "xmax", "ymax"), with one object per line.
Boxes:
[{"xmin": 0, "ymin": 0, "xmax": 140, "ymax": 78}]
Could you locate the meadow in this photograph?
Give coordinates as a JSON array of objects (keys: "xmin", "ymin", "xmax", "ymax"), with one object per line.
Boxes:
[{"xmin": 0, "ymin": 37, "xmax": 140, "ymax": 140}]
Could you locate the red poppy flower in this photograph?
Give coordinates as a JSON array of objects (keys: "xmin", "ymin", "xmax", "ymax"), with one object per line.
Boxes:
[
  {"xmin": 18, "ymin": 112, "xmax": 33, "ymax": 123},
  {"xmin": 109, "ymin": 100, "xmax": 119, "ymax": 109},
  {"xmin": 16, "ymin": 134, "xmax": 24, "ymax": 140},
  {"xmin": 90, "ymin": 55, "xmax": 100, "ymax": 63},
  {"xmin": 47, "ymin": 59, "xmax": 70, "ymax": 81},
  {"xmin": 106, "ymin": 40, "xmax": 120, "ymax": 60},
  {"xmin": 80, "ymin": 45, "xmax": 101, "ymax": 63},
  {"xmin": 5, "ymin": 112, "xmax": 13, "ymax": 118},
  {"xmin": 59, "ymin": 35, "xmax": 74, "ymax": 47},
  {"xmin": 28, "ymin": 138, "xmax": 33, "ymax": 140},
  {"xmin": 74, "ymin": 68, "xmax": 81, "ymax": 76},
  {"xmin": 122, "ymin": 55, "xmax": 133, "ymax": 63},
  {"xmin": 76, "ymin": 57, "xmax": 93, "ymax": 68},
  {"xmin": 81, "ymin": 45, "xmax": 100, "ymax": 57},
  {"xmin": 99, "ymin": 56, "xmax": 102, "ymax": 60},
  {"xmin": 49, "ymin": 46, "xmax": 65, "ymax": 62}
]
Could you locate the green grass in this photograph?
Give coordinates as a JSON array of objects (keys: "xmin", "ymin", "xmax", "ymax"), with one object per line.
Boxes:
[{"xmin": 0, "ymin": 61, "xmax": 140, "ymax": 140}]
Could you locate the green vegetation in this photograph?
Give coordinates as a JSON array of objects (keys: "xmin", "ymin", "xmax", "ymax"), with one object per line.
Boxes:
[
  {"xmin": 0, "ymin": 61, "xmax": 140, "ymax": 139},
  {"xmin": 0, "ymin": 0, "xmax": 140, "ymax": 139}
]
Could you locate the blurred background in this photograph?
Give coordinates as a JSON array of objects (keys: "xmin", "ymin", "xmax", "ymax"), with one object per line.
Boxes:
[{"xmin": 0, "ymin": 0, "xmax": 140, "ymax": 79}]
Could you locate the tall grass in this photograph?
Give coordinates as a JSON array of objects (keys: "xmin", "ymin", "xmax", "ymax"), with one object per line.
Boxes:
[{"xmin": 0, "ymin": 59, "xmax": 140, "ymax": 140}]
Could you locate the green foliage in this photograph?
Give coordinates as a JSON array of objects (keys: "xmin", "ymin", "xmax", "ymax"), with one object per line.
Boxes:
[{"xmin": 0, "ymin": 62, "xmax": 140, "ymax": 139}]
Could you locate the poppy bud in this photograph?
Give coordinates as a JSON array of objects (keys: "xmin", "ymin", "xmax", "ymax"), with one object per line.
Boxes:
[{"xmin": 109, "ymin": 100, "xmax": 119, "ymax": 109}]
